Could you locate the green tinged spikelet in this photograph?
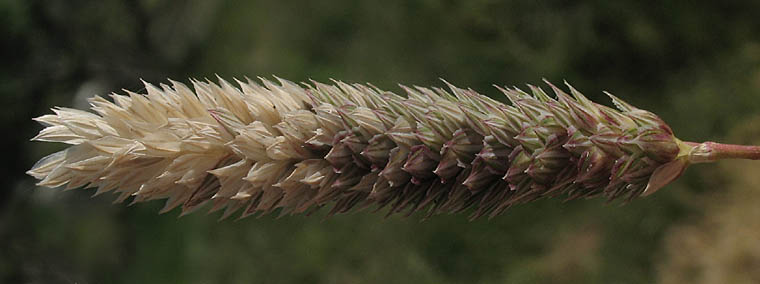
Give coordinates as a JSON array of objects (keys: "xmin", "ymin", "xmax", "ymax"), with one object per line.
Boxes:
[{"xmin": 27, "ymin": 77, "xmax": 691, "ymax": 219}]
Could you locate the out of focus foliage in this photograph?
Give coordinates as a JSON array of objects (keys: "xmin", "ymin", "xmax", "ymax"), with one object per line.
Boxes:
[{"xmin": 2, "ymin": 0, "xmax": 760, "ymax": 283}]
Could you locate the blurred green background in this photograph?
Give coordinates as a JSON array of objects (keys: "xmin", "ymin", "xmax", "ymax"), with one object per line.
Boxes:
[{"xmin": 3, "ymin": 0, "xmax": 760, "ymax": 283}]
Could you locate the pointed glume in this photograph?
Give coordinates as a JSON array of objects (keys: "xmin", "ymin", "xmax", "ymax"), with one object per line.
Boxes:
[{"xmin": 27, "ymin": 77, "xmax": 683, "ymax": 220}]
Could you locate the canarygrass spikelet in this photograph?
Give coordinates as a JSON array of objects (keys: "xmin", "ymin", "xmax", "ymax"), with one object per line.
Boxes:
[{"xmin": 26, "ymin": 77, "xmax": 760, "ymax": 219}]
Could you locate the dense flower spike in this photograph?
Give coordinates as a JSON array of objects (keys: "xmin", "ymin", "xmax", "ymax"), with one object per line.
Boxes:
[{"xmin": 26, "ymin": 77, "xmax": 757, "ymax": 219}]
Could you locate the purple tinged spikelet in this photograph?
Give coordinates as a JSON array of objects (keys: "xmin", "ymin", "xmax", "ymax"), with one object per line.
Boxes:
[{"xmin": 28, "ymin": 77, "xmax": 694, "ymax": 219}]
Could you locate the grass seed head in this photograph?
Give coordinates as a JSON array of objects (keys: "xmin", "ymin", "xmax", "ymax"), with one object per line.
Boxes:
[{"xmin": 27, "ymin": 77, "xmax": 751, "ymax": 219}]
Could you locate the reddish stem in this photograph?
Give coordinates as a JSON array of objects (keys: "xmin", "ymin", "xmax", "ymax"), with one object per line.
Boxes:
[{"xmin": 685, "ymin": 141, "xmax": 760, "ymax": 163}]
